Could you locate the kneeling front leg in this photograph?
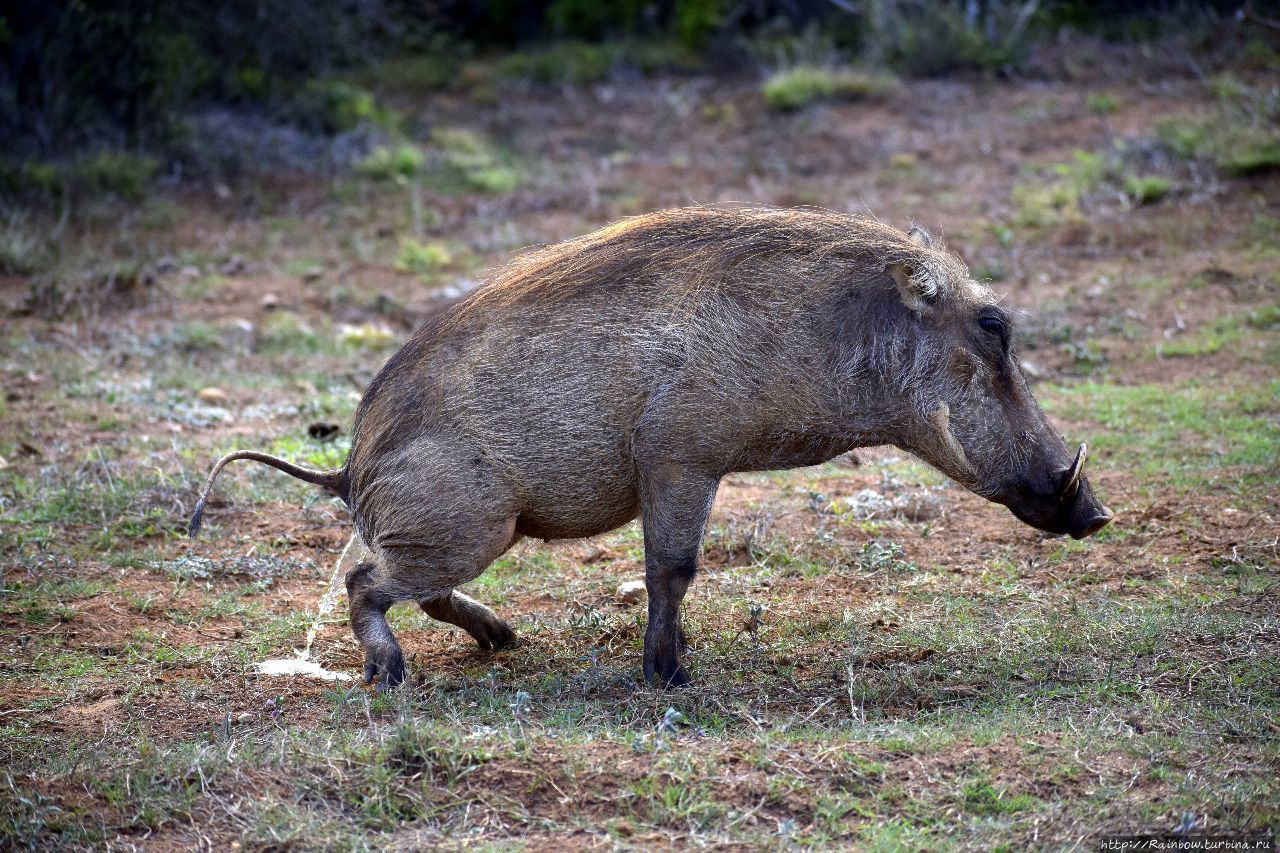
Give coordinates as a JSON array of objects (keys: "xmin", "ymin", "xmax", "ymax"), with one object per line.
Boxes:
[
  {"xmin": 420, "ymin": 590, "xmax": 517, "ymax": 651},
  {"xmin": 345, "ymin": 562, "xmax": 406, "ymax": 691}
]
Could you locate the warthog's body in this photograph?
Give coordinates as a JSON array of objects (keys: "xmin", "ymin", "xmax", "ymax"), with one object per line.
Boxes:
[{"xmin": 193, "ymin": 207, "xmax": 1112, "ymax": 688}]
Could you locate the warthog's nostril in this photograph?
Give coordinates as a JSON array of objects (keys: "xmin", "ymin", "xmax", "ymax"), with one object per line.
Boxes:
[{"xmin": 1077, "ymin": 505, "xmax": 1114, "ymax": 539}]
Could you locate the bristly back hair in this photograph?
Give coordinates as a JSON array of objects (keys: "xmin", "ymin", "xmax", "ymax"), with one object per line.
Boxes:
[{"xmin": 446, "ymin": 206, "xmax": 972, "ymax": 323}]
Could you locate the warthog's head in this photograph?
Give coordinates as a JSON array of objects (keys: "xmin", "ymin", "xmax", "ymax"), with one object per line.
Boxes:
[{"xmin": 876, "ymin": 226, "xmax": 1113, "ymax": 539}]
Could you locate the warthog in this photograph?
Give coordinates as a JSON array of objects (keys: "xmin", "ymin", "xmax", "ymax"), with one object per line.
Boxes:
[{"xmin": 191, "ymin": 207, "xmax": 1113, "ymax": 689}]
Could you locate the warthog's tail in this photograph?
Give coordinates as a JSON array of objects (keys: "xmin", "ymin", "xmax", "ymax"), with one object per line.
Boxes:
[{"xmin": 189, "ymin": 450, "xmax": 348, "ymax": 537}]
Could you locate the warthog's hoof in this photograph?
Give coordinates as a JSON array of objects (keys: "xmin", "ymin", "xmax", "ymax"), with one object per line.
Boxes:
[
  {"xmin": 645, "ymin": 659, "xmax": 691, "ymax": 689},
  {"xmin": 474, "ymin": 619, "xmax": 517, "ymax": 652},
  {"xmin": 363, "ymin": 643, "xmax": 406, "ymax": 692}
]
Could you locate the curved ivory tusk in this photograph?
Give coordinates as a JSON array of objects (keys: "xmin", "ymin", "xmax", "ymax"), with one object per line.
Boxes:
[
  {"xmin": 1060, "ymin": 442, "xmax": 1087, "ymax": 498},
  {"xmin": 929, "ymin": 404, "xmax": 976, "ymax": 482}
]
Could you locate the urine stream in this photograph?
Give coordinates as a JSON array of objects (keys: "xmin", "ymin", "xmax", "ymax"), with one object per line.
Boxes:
[{"xmin": 254, "ymin": 533, "xmax": 366, "ymax": 681}]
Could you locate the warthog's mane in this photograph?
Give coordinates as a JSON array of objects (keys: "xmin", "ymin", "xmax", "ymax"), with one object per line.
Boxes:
[{"xmin": 448, "ymin": 206, "xmax": 974, "ymax": 323}]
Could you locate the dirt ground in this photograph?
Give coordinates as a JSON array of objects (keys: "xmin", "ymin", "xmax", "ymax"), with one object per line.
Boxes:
[{"xmin": 1, "ymin": 38, "xmax": 1277, "ymax": 850}]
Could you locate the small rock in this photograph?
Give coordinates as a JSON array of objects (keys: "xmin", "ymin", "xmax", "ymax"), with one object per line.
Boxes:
[
  {"xmin": 301, "ymin": 266, "xmax": 324, "ymax": 283},
  {"xmin": 583, "ymin": 546, "xmax": 617, "ymax": 563},
  {"xmin": 197, "ymin": 387, "xmax": 228, "ymax": 405},
  {"xmin": 214, "ymin": 183, "xmax": 232, "ymax": 200},
  {"xmin": 235, "ymin": 712, "xmax": 253, "ymax": 724},
  {"xmin": 179, "ymin": 265, "xmax": 201, "ymax": 280},
  {"xmin": 221, "ymin": 318, "xmax": 256, "ymax": 352},
  {"xmin": 219, "ymin": 255, "xmax": 245, "ymax": 276},
  {"xmin": 898, "ymin": 492, "xmax": 944, "ymax": 522},
  {"xmin": 260, "ymin": 293, "xmax": 280, "ymax": 311},
  {"xmin": 0, "ymin": 455, "xmax": 8, "ymax": 470},
  {"xmin": 616, "ymin": 580, "xmax": 647, "ymax": 605}
]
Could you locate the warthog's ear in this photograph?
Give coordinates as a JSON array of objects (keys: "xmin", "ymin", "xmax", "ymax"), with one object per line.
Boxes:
[
  {"xmin": 887, "ymin": 261, "xmax": 939, "ymax": 312},
  {"xmin": 907, "ymin": 225, "xmax": 935, "ymax": 248}
]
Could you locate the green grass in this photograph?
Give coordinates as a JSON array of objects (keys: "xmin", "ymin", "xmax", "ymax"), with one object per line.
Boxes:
[
  {"xmin": 1041, "ymin": 380, "xmax": 1280, "ymax": 489},
  {"xmin": 494, "ymin": 40, "xmax": 700, "ymax": 87},
  {"xmin": 762, "ymin": 66, "xmax": 895, "ymax": 111},
  {"xmin": 356, "ymin": 144, "xmax": 425, "ymax": 180},
  {"xmin": 394, "ymin": 238, "xmax": 452, "ymax": 274},
  {"xmin": 1085, "ymin": 92, "xmax": 1119, "ymax": 114},
  {"xmin": 1123, "ymin": 174, "xmax": 1171, "ymax": 205},
  {"xmin": 1154, "ymin": 77, "xmax": 1280, "ymax": 177},
  {"xmin": 1154, "ymin": 305, "xmax": 1280, "ymax": 359}
]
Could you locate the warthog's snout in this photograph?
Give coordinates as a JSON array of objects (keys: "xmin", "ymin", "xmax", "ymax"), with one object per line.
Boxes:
[{"xmin": 1006, "ymin": 443, "xmax": 1114, "ymax": 539}]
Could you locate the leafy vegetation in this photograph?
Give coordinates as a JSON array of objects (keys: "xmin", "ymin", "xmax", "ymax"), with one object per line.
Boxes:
[
  {"xmin": 1155, "ymin": 75, "xmax": 1280, "ymax": 177},
  {"xmin": 762, "ymin": 66, "xmax": 895, "ymax": 111}
]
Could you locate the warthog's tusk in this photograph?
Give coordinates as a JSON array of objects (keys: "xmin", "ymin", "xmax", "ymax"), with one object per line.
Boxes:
[
  {"xmin": 929, "ymin": 404, "xmax": 976, "ymax": 482},
  {"xmin": 1060, "ymin": 442, "xmax": 1087, "ymax": 498}
]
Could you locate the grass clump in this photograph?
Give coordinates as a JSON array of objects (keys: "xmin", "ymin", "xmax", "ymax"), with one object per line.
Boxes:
[
  {"xmin": 959, "ymin": 779, "xmax": 1039, "ymax": 816},
  {"xmin": 394, "ymin": 238, "xmax": 451, "ymax": 274},
  {"xmin": 762, "ymin": 66, "xmax": 894, "ymax": 111},
  {"xmin": 356, "ymin": 145, "xmax": 424, "ymax": 181},
  {"xmin": 1155, "ymin": 76, "xmax": 1280, "ymax": 177},
  {"xmin": 1123, "ymin": 174, "xmax": 1171, "ymax": 205},
  {"xmin": 1155, "ymin": 307, "xmax": 1279, "ymax": 359},
  {"xmin": 1086, "ymin": 92, "xmax": 1119, "ymax": 114},
  {"xmin": 494, "ymin": 40, "xmax": 699, "ymax": 87},
  {"xmin": 427, "ymin": 128, "xmax": 523, "ymax": 194},
  {"xmin": 291, "ymin": 80, "xmax": 392, "ymax": 134},
  {"xmin": 496, "ymin": 41, "xmax": 612, "ymax": 86},
  {"xmin": 71, "ymin": 151, "xmax": 158, "ymax": 201},
  {"xmin": 0, "ymin": 214, "xmax": 56, "ymax": 275},
  {"xmin": 1012, "ymin": 149, "xmax": 1107, "ymax": 226}
]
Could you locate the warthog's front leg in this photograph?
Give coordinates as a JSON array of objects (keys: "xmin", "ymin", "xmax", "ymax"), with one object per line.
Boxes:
[
  {"xmin": 638, "ymin": 463, "xmax": 720, "ymax": 688},
  {"xmin": 420, "ymin": 590, "xmax": 517, "ymax": 651},
  {"xmin": 344, "ymin": 561, "xmax": 405, "ymax": 691}
]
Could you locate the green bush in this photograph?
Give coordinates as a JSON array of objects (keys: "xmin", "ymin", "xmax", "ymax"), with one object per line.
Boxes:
[
  {"xmin": 865, "ymin": 0, "xmax": 1031, "ymax": 77},
  {"xmin": 762, "ymin": 66, "xmax": 895, "ymax": 111},
  {"xmin": 72, "ymin": 152, "xmax": 158, "ymax": 201},
  {"xmin": 291, "ymin": 80, "xmax": 389, "ymax": 134},
  {"xmin": 496, "ymin": 41, "xmax": 613, "ymax": 85}
]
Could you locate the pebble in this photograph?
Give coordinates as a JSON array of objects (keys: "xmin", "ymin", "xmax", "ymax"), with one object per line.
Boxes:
[
  {"xmin": 219, "ymin": 255, "xmax": 245, "ymax": 276},
  {"xmin": 197, "ymin": 387, "xmax": 228, "ymax": 405},
  {"xmin": 260, "ymin": 292, "xmax": 280, "ymax": 311},
  {"xmin": 616, "ymin": 580, "xmax": 647, "ymax": 605},
  {"xmin": 236, "ymin": 712, "xmax": 253, "ymax": 724}
]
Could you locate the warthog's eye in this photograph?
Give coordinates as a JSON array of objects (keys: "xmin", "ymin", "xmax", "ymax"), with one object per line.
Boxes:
[{"xmin": 977, "ymin": 314, "xmax": 1009, "ymax": 351}]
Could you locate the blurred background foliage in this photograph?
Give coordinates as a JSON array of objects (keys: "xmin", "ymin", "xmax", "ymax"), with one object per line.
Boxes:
[{"xmin": 0, "ymin": 0, "xmax": 1270, "ymax": 203}]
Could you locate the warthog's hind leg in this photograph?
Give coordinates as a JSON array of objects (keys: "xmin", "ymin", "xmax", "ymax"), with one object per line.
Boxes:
[{"xmin": 420, "ymin": 590, "xmax": 517, "ymax": 651}]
